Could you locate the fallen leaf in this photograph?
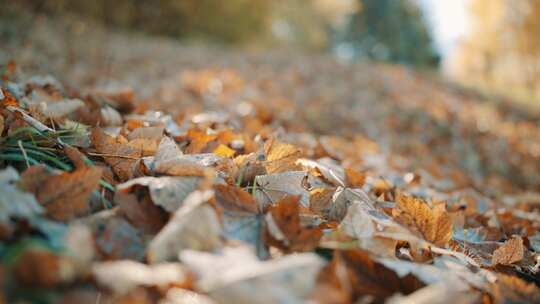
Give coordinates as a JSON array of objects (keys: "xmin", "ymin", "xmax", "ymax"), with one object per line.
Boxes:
[
  {"xmin": 147, "ymin": 190, "xmax": 222, "ymax": 263},
  {"xmin": 263, "ymin": 139, "xmax": 302, "ymax": 173},
  {"xmin": 254, "ymin": 171, "xmax": 327, "ymax": 208},
  {"xmin": 14, "ymin": 247, "xmax": 78, "ymax": 287},
  {"xmin": 151, "ymin": 137, "xmax": 210, "ymax": 176},
  {"xmin": 127, "ymin": 126, "xmax": 164, "ymax": 141},
  {"xmin": 318, "ymin": 250, "xmax": 424, "ymax": 303},
  {"xmin": 94, "ymin": 216, "xmax": 146, "ymax": 261},
  {"xmin": 180, "ymin": 246, "xmax": 324, "ymax": 304},
  {"xmin": 490, "ymin": 273, "xmax": 540, "ymax": 304},
  {"xmin": 492, "ymin": 236, "xmax": 525, "ymax": 266},
  {"xmin": 213, "ymin": 184, "xmax": 259, "ymax": 214},
  {"xmin": 116, "ymin": 191, "xmax": 168, "ymax": 234},
  {"xmin": 213, "ymin": 184, "xmax": 266, "ymax": 257},
  {"xmin": 296, "ymin": 157, "xmax": 345, "ymax": 187},
  {"xmin": 41, "ymin": 98, "xmax": 85, "ymax": 118},
  {"xmin": 25, "ymin": 165, "xmax": 102, "ymax": 221},
  {"xmin": 387, "ymin": 279, "xmax": 480, "ymax": 304},
  {"xmin": 392, "ymin": 194, "xmax": 453, "ymax": 247},
  {"xmin": 160, "ymin": 288, "xmax": 215, "ymax": 304},
  {"xmin": 0, "ymin": 167, "xmax": 43, "ymax": 225},
  {"xmin": 213, "ymin": 144, "xmax": 236, "ymax": 158},
  {"xmin": 0, "ymin": 113, "xmax": 4, "ymax": 135},
  {"xmin": 264, "ymin": 195, "xmax": 322, "ymax": 252},
  {"xmin": 345, "ymin": 167, "xmax": 365, "ymax": 188},
  {"xmin": 90, "ymin": 128, "xmax": 141, "ymax": 181},
  {"xmin": 117, "ymin": 176, "xmax": 203, "ymax": 213},
  {"xmin": 64, "ymin": 145, "xmax": 87, "ymax": 169},
  {"xmin": 93, "ymin": 260, "xmax": 190, "ymax": 295},
  {"xmin": 184, "ymin": 129, "xmax": 217, "ymax": 154}
]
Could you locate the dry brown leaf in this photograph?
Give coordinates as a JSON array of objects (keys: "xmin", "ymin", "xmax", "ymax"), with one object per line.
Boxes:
[
  {"xmin": 213, "ymin": 184, "xmax": 265, "ymax": 256},
  {"xmin": 184, "ymin": 129, "xmax": 218, "ymax": 154},
  {"xmin": 117, "ymin": 176, "xmax": 204, "ymax": 213},
  {"xmin": 318, "ymin": 250, "xmax": 424, "ymax": 304},
  {"xmin": 14, "ymin": 248, "xmax": 78, "ymax": 287},
  {"xmin": 213, "ymin": 184, "xmax": 259, "ymax": 214},
  {"xmin": 63, "ymin": 145, "xmax": 87, "ymax": 169},
  {"xmin": 90, "ymin": 128, "xmax": 141, "ymax": 181},
  {"xmin": 116, "ymin": 191, "xmax": 168, "ymax": 235},
  {"xmin": 0, "ymin": 113, "xmax": 4, "ymax": 135},
  {"xmin": 264, "ymin": 139, "xmax": 303, "ymax": 173},
  {"xmin": 392, "ymin": 194, "xmax": 453, "ymax": 247},
  {"xmin": 309, "ymin": 188, "xmax": 336, "ymax": 217},
  {"xmin": 151, "ymin": 137, "xmax": 209, "ymax": 177},
  {"xmin": 491, "ymin": 236, "xmax": 525, "ymax": 266},
  {"xmin": 127, "ymin": 126, "xmax": 164, "ymax": 141},
  {"xmin": 344, "ymin": 167, "xmax": 365, "ymax": 188},
  {"xmin": 25, "ymin": 166, "xmax": 102, "ymax": 221},
  {"xmin": 127, "ymin": 138, "xmax": 160, "ymax": 156},
  {"xmin": 254, "ymin": 171, "xmax": 326, "ymax": 208},
  {"xmin": 490, "ymin": 273, "xmax": 540, "ymax": 304},
  {"xmin": 234, "ymin": 153, "xmax": 266, "ymax": 186},
  {"xmin": 264, "ymin": 195, "xmax": 322, "ymax": 252}
]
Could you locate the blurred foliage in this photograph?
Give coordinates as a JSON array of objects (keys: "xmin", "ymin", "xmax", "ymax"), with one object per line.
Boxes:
[
  {"xmin": 1, "ymin": 0, "xmax": 439, "ymax": 68},
  {"xmin": 449, "ymin": 0, "xmax": 540, "ymax": 104},
  {"xmin": 4, "ymin": 0, "xmax": 271, "ymax": 44},
  {"xmin": 340, "ymin": 0, "xmax": 439, "ymax": 66}
]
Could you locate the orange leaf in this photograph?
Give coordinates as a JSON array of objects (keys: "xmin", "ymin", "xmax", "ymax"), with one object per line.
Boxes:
[
  {"xmin": 492, "ymin": 236, "xmax": 525, "ymax": 266},
  {"xmin": 21, "ymin": 165, "xmax": 102, "ymax": 221},
  {"xmin": 91, "ymin": 128, "xmax": 141, "ymax": 181},
  {"xmin": 213, "ymin": 184, "xmax": 259, "ymax": 214},
  {"xmin": 213, "ymin": 144, "xmax": 236, "ymax": 158},
  {"xmin": 392, "ymin": 194, "xmax": 453, "ymax": 247}
]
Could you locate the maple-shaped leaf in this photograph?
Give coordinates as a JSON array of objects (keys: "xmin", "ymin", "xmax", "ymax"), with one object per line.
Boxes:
[
  {"xmin": 392, "ymin": 194, "xmax": 453, "ymax": 247},
  {"xmin": 264, "ymin": 195, "xmax": 322, "ymax": 252},
  {"xmin": 21, "ymin": 165, "xmax": 102, "ymax": 221},
  {"xmin": 263, "ymin": 138, "xmax": 303, "ymax": 174},
  {"xmin": 491, "ymin": 236, "xmax": 525, "ymax": 266},
  {"xmin": 90, "ymin": 128, "xmax": 141, "ymax": 181},
  {"xmin": 318, "ymin": 249, "xmax": 424, "ymax": 303}
]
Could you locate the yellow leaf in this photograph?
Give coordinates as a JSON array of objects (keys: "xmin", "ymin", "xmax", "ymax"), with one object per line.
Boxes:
[{"xmin": 213, "ymin": 144, "xmax": 236, "ymax": 158}]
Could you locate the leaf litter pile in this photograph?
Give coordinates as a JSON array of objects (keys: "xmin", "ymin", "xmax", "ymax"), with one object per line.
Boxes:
[{"xmin": 1, "ymin": 44, "xmax": 540, "ymax": 303}]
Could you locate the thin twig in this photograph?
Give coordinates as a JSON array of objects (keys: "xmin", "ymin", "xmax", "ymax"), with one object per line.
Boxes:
[
  {"xmin": 87, "ymin": 152, "xmax": 139, "ymax": 159},
  {"xmin": 17, "ymin": 140, "xmax": 30, "ymax": 168}
]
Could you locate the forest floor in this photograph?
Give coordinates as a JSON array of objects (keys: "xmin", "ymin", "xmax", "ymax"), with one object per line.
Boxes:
[{"xmin": 1, "ymin": 15, "xmax": 540, "ymax": 304}]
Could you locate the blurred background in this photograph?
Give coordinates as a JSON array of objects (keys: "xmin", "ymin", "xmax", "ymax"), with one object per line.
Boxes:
[{"xmin": 1, "ymin": 0, "xmax": 540, "ymax": 106}]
